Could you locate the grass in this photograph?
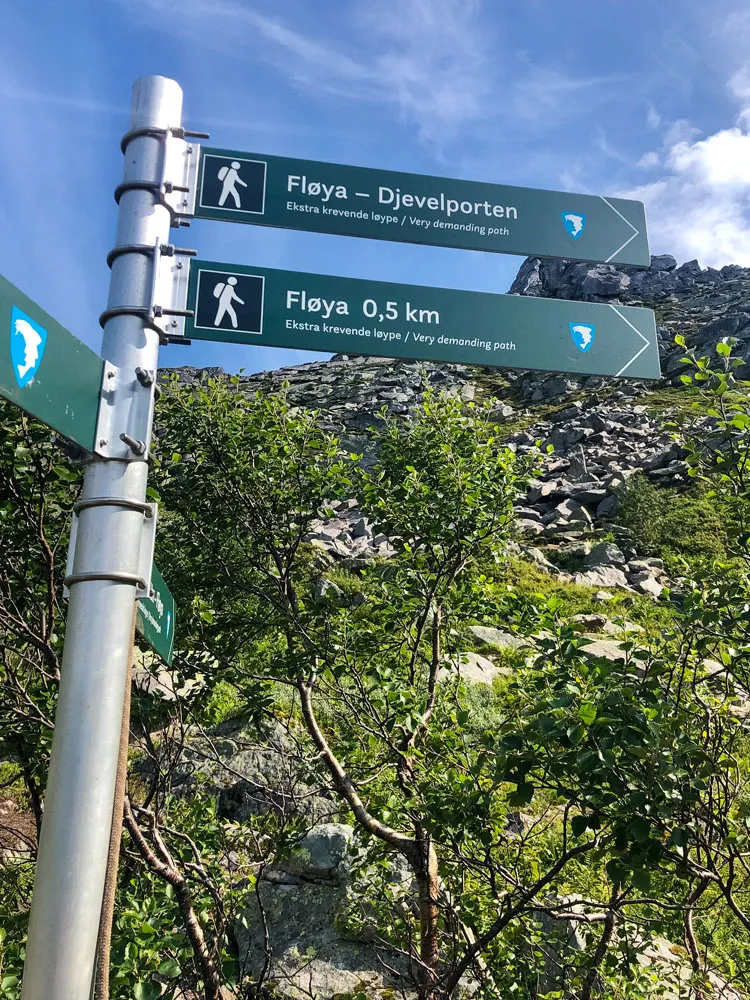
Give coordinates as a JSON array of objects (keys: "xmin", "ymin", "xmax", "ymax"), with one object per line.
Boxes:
[
  {"xmin": 0, "ymin": 762, "xmax": 28, "ymax": 809},
  {"xmin": 615, "ymin": 475, "xmax": 728, "ymax": 573}
]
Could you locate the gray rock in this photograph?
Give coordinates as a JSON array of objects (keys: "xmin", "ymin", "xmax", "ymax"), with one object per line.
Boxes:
[
  {"xmin": 650, "ymin": 254, "xmax": 678, "ymax": 272},
  {"xmin": 573, "ymin": 566, "xmax": 630, "ymax": 589},
  {"xmin": 175, "ymin": 720, "xmax": 334, "ymax": 824},
  {"xmin": 314, "ymin": 578, "xmax": 343, "ymax": 600},
  {"xmin": 637, "ymin": 576, "xmax": 664, "ymax": 598},
  {"xmin": 583, "ymin": 542, "xmax": 626, "ymax": 568},
  {"xmin": 349, "ymin": 517, "xmax": 370, "ymax": 539},
  {"xmin": 236, "ymin": 873, "xmax": 404, "ymax": 998},
  {"xmin": 596, "ymin": 495, "xmax": 618, "ymax": 518},
  {"xmin": 440, "ymin": 651, "xmax": 509, "ymax": 685},
  {"xmin": 579, "ymin": 637, "xmax": 627, "ymax": 661},
  {"xmin": 517, "ymin": 518, "xmax": 545, "ymax": 535},
  {"xmin": 468, "ymin": 626, "xmax": 525, "ymax": 651},
  {"xmin": 281, "ymin": 823, "xmax": 354, "ymax": 878},
  {"xmin": 581, "ymin": 266, "xmax": 630, "ymax": 298}
]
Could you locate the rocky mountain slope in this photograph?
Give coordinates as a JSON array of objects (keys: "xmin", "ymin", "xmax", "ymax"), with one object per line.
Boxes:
[{"xmin": 168, "ymin": 253, "xmax": 750, "ymax": 602}]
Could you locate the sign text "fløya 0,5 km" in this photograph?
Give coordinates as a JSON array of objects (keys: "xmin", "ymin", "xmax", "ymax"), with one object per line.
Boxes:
[
  {"xmin": 195, "ymin": 148, "xmax": 650, "ymax": 267},
  {"xmin": 187, "ymin": 262, "xmax": 661, "ymax": 381}
]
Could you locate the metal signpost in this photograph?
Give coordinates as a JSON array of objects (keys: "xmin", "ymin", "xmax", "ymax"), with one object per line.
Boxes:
[
  {"xmin": 20, "ymin": 77, "xmax": 190, "ymax": 1000},
  {"xmin": 186, "ymin": 260, "xmax": 660, "ymax": 380},
  {"xmin": 194, "ymin": 147, "xmax": 650, "ymax": 266}
]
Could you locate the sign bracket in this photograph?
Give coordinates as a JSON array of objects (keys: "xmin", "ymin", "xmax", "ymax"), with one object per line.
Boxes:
[
  {"xmin": 116, "ymin": 125, "xmax": 206, "ymax": 226},
  {"xmin": 100, "ymin": 237, "xmax": 194, "ymax": 343},
  {"xmin": 94, "ymin": 359, "xmax": 156, "ymax": 460},
  {"xmin": 64, "ymin": 499, "xmax": 157, "ymax": 600}
]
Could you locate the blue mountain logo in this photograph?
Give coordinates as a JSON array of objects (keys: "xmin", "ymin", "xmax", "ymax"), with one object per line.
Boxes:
[
  {"xmin": 10, "ymin": 306, "xmax": 48, "ymax": 388},
  {"xmin": 561, "ymin": 212, "xmax": 586, "ymax": 239},
  {"xmin": 570, "ymin": 323, "xmax": 595, "ymax": 353}
]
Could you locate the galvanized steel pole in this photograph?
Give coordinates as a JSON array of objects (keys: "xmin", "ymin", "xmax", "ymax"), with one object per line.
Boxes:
[{"xmin": 21, "ymin": 76, "xmax": 183, "ymax": 1000}]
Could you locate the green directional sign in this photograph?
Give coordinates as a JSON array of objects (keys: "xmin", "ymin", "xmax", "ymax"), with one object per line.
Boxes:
[
  {"xmin": 0, "ymin": 272, "xmax": 103, "ymax": 449},
  {"xmin": 136, "ymin": 565, "xmax": 176, "ymax": 665},
  {"xmin": 186, "ymin": 261, "xmax": 661, "ymax": 380},
  {"xmin": 195, "ymin": 148, "xmax": 650, "ymax": 267}
]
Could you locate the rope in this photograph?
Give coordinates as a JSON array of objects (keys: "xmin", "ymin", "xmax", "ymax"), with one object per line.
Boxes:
[{"xmin": 93, "ymin": 606, "xmax": 137, "ymax": 1000}]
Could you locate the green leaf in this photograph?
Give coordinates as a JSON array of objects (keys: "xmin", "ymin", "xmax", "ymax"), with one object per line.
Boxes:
[
  {"xmin": 577, "ymin": 702, "xmax": 597, "ymax": 726},
  {"xmin": 133, "ymin": 983, "xmax": 161, "ymax": 1000},
  {"xmin": 509, "ymin": 782, "xmax": 534, "ymax": 806},
  {"xmin": 629, "ymin": 817, "xmax": 651, "ymax": 844},
  {"xmin": 670, "ymin": 827, "xmax": 689, "ymax": 848},
  {"xmin": 158, "ymin": 957, "xmax": 182, "ymax": 978},
  {"xmin": 571, "ymin": 814, "xmax": 589, "ymax": 837},
  {"xmin": 605, "ymin": 859, "xmax": 625, "ymax": 884}
]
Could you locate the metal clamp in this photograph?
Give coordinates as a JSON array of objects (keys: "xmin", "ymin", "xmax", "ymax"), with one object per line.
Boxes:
[
  {"xmin": 63, "ymin": 570, "xmax": 149, "ymax": 590},
  {"xmin": 73, "ymin": 497, "xmax": 154, "ymax": 516},
  {"xmin": 120, "ymin": 125, "xmax": 209, "ymax": 154},
  {"xmin": 64, "ymin": 502, "xmax": 158, "ymax": 600},
  {"xmin": 100, "ymin": 238, "xmax": 193, "ymax": 342},
  {"xmin": 95, "ymin": 361, "xmax": 157, "ymax": 461},
  {"xmin": 116, "ymin": 124, "xmax": 205, "ymax": 226}
]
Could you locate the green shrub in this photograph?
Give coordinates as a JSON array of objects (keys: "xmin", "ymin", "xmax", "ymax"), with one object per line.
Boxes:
[{"xmin": 615, "ymin": 475, "xmax": 726, "ymax": 570}]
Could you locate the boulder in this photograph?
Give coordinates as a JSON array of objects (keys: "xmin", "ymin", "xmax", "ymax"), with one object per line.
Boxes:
[
  {"xmin": 583, "ymin": 541, "xmax": 626, "ymax": 568},
  {"xmin": 581, "ymin": 266, "xmax": 630, "ymax": 298},
  {"xmin": 573, "ymin": 566, "xmax": 630, "ymax": 589},
  {"xmin": 637, "ymin": 576, "xmax": 664, "ymax": 598},
  {"xmin": 281, "ymin": 823, "xmax": 354, "ymax": 878},
  {"xmin": 236, "ymin": 873, "xmax": 403, "ymax": 999},
  {"xmin": 468, "ymin": 626, "xmax": 526, "ymax": 651},
  {"xmin": 314, "ymin": 578, "xmax": 343, "ymax": 600},
  {"xmin": 440, "ymin": 651, "xmax": 509, "ymax": 685}
]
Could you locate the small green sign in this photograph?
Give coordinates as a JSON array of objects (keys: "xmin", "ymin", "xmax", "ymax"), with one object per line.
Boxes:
[
  {"xmin": 0, "ymin": 272, "xmax": 103, "ymax": 449},
  {"xmin": 186, "ymin": 260, "xmax": 661, "ymax": 380},
  {"xmin": 195, "ymin": 147, "xmax": 650, "ymax": 267},
  {"xmin": 136, "ymin": 565, "xmax": 176, "ymax": 665}
]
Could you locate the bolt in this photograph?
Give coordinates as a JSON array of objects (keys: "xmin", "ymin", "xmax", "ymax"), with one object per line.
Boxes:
[
  {"xmin": 171, "ymin": 320, "xmax": 178, "ymax": 328},
  {"xmin": 107, "ymin": 369, "xmax": 115, "ymax": 379},
  {"xmin": 99, "ymin": 438, "xmax": 108, "ymax": 448},
  {"xmin": 187, "ymin": 145, "xmax": 193, "ymax": 153},
  {"xmin": 176, "ymin": 261, "xmax": 183, "ymax": 269},
  {"xmin": 120, "ymin": 433, "xmax": 147, "ymax": 457},
  {"xmin": 182, "ymin": 199, "xmax": 188, "ymax": 207}
]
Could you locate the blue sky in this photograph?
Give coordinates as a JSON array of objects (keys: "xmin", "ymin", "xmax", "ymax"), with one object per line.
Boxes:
[{"xmin": 1, "ymin": 0, "xmax": 749, "ymax": 375}]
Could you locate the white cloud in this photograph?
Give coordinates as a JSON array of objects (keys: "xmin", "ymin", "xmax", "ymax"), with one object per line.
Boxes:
[
  {"xmin": 508, "ymin": 63, "xmax": 627, "ymax": 127},
  {"xmin": 120, "ymin": 0, "xmax": 494, "ymax": 145},
  {"xmin": 647, "ymin": 106, "xmax": 661, "ymax": 130},
  {"xmin": 637, "ymin": 151, "xmax": 660, "ymax": 169},
  {"xmin": 120, "ymin": 0, "xmax": 628, "ymax": 150},
  {"xmin": 622, "ymin": 85, "xmax": 750, "ymax": 267}
]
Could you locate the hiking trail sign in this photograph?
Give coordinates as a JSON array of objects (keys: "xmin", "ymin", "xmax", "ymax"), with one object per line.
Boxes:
[
  {"xmin": 0, "ymin": 271, "xmax": 104, "ymax": 450},
  {"xmin": 194, "ymin": 148, "xmax": 650, "ymax": 267},
  {"xmin": 186, "ymin": 260, "xmax": 661, "ymax": 380},
  {"xmin": 0, "ymin": 269, "xmax": 176, "ymax": 661},
  {"xmin": 136, "ymin": 564, "xmax": 176, "ymax": 665}
]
